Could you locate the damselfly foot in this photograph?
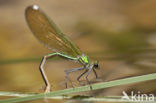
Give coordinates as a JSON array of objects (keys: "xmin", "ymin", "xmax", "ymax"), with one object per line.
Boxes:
[
  {"xmin": 41, "ymin": 85, "xmax": 51, "ymax": 93},
  {"xmin": 45, "ymin": 85, "xmax": 51, "ymax": 93}
]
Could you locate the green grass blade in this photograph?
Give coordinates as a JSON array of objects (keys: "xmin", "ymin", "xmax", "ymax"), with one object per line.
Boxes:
[
  {"xmin": 0, "ymin": 92, "xmax": 155, "ymax": 102},
  {"xmin": 0, "ymin": 73, "xmax": 156, "ymax": 103}
]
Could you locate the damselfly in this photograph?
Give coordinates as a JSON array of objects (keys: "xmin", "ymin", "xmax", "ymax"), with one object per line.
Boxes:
[{"xmin": 25, "ymin": 5, "xmax": 99, "ymax": 92}]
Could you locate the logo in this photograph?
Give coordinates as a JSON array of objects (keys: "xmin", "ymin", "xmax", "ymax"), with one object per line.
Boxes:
[{"xmin": 122, "ymin": 91, "xmax": 155, "ymax": 102}]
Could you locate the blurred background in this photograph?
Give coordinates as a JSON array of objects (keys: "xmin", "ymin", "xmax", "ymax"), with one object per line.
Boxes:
[{"xmin": 0, "ymin": 0, "xmax": 156, "ymax": 103}]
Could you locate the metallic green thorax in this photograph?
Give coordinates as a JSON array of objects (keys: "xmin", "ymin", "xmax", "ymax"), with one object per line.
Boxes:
[{"xmin": 78, "ymin": 55, "xmax": 91, "ymax": 65}]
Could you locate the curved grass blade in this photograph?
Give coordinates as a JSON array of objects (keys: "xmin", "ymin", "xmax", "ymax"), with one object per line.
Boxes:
[{"xmin": 1, "ymin": 73, "xmax": 156, "ymax": 103}]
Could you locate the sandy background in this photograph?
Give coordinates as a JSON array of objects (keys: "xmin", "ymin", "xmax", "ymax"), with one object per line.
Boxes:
[{"xmin": 0, "ymin": 0, "xmax": 156, "ymax": 103}]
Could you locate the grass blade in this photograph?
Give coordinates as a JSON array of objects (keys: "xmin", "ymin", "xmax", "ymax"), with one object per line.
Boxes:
[{"xmin": 0, "ymin": 73, "xmax": 156, "ymax": 103}]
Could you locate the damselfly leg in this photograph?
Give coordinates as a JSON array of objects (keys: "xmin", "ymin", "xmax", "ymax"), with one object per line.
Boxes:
[{"xmin": 39, "ymin": 52, "xmax": 76, "ymax": 92}]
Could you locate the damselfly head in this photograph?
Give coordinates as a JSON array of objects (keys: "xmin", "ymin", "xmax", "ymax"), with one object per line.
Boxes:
[{"xmin": 93, "ymin": 61, "xmax": 99, "ymax": 69}]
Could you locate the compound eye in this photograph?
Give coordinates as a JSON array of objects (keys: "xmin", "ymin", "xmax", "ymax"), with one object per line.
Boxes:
[
  {"xmin": 94, "ymin": 61, "xmax": 99, "ymax": 69},
  {"xmin": 94, "ymin": 64, "xmax": 99, "ymax": 68}
]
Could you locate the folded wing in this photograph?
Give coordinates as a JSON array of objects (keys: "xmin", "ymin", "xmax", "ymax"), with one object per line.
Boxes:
[{"xmin": 25, "ymin": 5, "xmax": 82, "ymax": 57}]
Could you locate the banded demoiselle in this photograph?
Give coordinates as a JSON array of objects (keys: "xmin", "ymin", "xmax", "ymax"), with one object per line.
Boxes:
[{"xmin": 25, "ymin": 5, "xmax": 99, "ymax": 92}]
